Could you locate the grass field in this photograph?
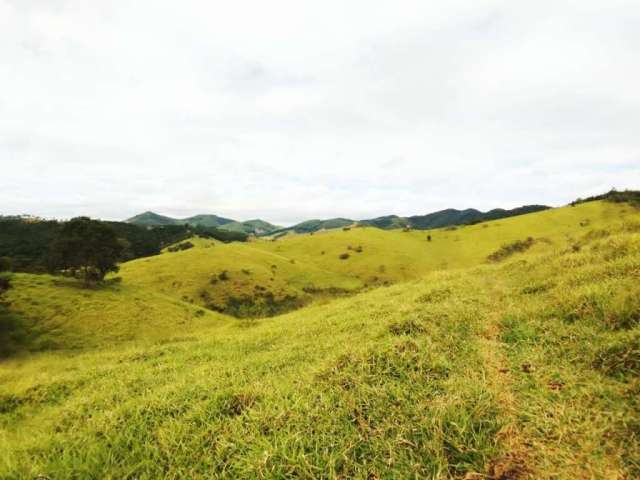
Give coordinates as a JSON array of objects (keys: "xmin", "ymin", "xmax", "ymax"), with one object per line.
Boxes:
[{"xmin": 1, "ymin": 200, "xmax": 639, "ymax": 478}]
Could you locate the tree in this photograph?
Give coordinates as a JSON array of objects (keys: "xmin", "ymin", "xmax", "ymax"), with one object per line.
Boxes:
[{"xmin": 49, "ymin": 217, "xmax": 124, "ymax": 286}]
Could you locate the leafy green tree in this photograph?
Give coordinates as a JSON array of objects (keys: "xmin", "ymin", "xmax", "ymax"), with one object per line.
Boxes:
[{"xmin": 49, "ymin": 217, "xmax": 125, "ymax": 286}]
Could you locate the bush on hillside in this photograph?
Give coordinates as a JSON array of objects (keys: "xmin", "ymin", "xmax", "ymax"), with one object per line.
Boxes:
[
  {"xmin": 167, "ymin": 241, "xmax": 194, "ymax": 252},
  {"xmin": 339, "ymin": 253, "xmax": 350, "ymax": 260},
  {"xmin": 487, "ymin": 237, "xmax": 535, "ymax": 262},
  {"xmin": 571, "ymin": 189, "xmax": 640, "ymax": 208}
]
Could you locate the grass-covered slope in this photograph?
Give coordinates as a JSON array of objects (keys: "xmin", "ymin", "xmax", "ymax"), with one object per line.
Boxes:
[
  {"xmin": 1, "ymin": 216, "xmax": 639, "ymax": 478},
  {"xmin": 119, "ymin": 237, "xmax": 362, "ymax": 317},
  {"xmin": 253, "ymin": 199, "xmax": 632, "ymax": 277},
  {"xmin": 3, "ymin": 273, "xmax": 227, "ymax": 352}
]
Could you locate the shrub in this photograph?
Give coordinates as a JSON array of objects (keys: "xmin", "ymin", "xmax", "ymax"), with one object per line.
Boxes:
[
  {"xmin": 168, "ymin": 241, "xmax": 194, "ymax": 252},
  {"xmin": 339, "ymin": 253, "xmax": 350, "ymax": 260},
  {"xmin": 218, "ymin": 270, "xmax": 229, "ymax": 281},
  {"xmin": 487, "ymin": 237, "xmax": 535, "ymax": 262}
]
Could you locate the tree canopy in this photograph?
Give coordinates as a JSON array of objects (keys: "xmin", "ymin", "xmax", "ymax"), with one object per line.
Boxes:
[{"xmin": 49, "ymin": 217, "xmax": 125, "ymax": 286}]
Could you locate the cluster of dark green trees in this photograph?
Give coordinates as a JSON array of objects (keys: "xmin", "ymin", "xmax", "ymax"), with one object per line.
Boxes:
[
  {"xmin": 571, "ymin": 189, "xmax": 640, "ymax": 207},
  {"xmin": 0, "ymin": 216, "xmax": 248, "ymax": 282}
]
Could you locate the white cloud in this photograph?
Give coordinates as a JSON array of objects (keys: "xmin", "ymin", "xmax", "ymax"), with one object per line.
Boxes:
[{"xmin": 1, "ymin": 0, "xmax": 639, "ymax": 225}]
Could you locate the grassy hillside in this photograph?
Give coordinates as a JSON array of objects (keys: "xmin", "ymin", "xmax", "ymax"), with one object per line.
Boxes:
[
  {"xmin": 1, "ymin": 199, "xmax": 639, "ymax": 478},
  {"xmin": 119, "ymin": 237, "xmax": 361, "ymax": 317},
  {"xmin": 117, "ymin": 201, "xmax": 634, "ymax": 318},
  {"xmin": 2, "ymin": 273, "xmax": 227, "ymax": 353},
  {"xmin": 253, "ymin": 199, "xmax": 632, "ymax": 279},
  {"xmin": 1, "ymin": 213, "xmax": 639, "ymax": 477}
]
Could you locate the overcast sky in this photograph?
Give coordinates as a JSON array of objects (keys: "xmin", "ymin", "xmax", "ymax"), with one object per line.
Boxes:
[{"xmin": 1, "ymin": 1, "xmax": 639, "ymax": 225}]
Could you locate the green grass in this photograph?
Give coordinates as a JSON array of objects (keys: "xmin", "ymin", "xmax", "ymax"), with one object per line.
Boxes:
[
  {"xmin": 3, "ymin": 273, "xmax": 228, "ymax": 352},
  {"xmin": 0, "ymin": 201, "xmax": 639, "ymax": 478}
]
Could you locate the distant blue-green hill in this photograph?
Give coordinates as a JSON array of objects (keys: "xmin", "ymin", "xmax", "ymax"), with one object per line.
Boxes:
[
  {"xmin": 126, "ymin": 212, "xmax": 280, "ymax": 235},
  {"xmin": 361, "ymin": 205, "xmax": 551, "ymax": 230},
  {"xmin": 128, "ymin": 204, "xmax": 551, "ymax": 237}
]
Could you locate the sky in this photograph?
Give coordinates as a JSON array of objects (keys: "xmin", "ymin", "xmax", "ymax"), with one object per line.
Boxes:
[{"xmin": 1, "ymin": 1, "xmax": 639, "ymax": 226}]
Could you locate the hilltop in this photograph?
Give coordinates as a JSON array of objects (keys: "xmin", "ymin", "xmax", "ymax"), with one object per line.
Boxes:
[{"xmin": 1, "ymin": 197, "xmax": 639, "ymax": 478}]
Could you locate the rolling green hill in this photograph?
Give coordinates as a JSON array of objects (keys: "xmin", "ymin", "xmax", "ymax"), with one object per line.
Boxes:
[
  {"xmin": 264, "ymin": 218, "xmax": 355, "ymax": 237},
  {"xmin": 219, "ymin": 219, "xmax": 282, "ymax": 236},
  {"xmin": 1, "ymin": 198, "xmax": 639, "ymax": 478},
  {"xmin": 125, "ymin": 211, "xmax": 182, "ymax": 226},
  {"xmin": 116, "ymin": 200, "xmax": 633, "ymax": 320}
]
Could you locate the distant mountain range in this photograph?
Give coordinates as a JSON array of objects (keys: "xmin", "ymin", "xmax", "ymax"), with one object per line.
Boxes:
[
  {"xmin": 360, "ymin": 205, "xmax": 551, "ymax": 230},
  {"xmin": 126, "ymin": 204, "xmax": 550, "ymax": 236},
  {"xmin": 125, "ymin": 212, "xmax": 281, "ymax": 236}
]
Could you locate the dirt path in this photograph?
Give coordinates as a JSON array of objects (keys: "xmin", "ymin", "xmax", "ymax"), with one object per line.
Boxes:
[{"xmin": 470, "ymin": 310, "xmax": 533, "ymax": 480}]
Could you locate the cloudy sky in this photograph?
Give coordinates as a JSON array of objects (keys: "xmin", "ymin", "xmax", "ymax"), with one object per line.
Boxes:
[{"xmin": 1, "ymin": 1, "xmax": 639, "ymax": 225}]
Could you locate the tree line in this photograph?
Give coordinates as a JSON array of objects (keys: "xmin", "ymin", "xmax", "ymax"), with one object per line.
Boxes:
[{"xmin": 0, "ymin": 217, "xmax": 248, "ymax": 280}]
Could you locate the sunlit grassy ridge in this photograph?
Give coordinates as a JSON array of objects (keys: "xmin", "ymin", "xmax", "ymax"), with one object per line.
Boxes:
[{"xmin": 1, "ymin": 201, "xmax": 639, "ymax": 478}]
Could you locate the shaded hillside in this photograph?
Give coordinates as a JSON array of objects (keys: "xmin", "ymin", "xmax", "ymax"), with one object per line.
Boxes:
[
  {"xmin": 181, "ymin": 214, "xmax": 236, "ymax": 227},
  {"xmin": 215, "ymin": 219, "xmax": 281, "ymax": 236}
]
